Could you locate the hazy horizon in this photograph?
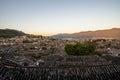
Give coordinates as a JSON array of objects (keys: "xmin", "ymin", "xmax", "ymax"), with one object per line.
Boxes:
[{"xmin": 0, "ymin": 0, "xmax": 120, "ymax": 36}]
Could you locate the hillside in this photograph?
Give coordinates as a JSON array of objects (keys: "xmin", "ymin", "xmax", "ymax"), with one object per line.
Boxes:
[
  {"xmin": 51, "ymin": 28, "xmax": 120, "ymax": 39},
  {"xmin": 0, "ymin": 29, "xmax": 26, "ymax": 38}
]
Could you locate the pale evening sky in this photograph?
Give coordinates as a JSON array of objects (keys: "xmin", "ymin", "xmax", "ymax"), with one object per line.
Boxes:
[{"xmin": 0, "ymin": 0, "xmax": 120, "ymax": 35}]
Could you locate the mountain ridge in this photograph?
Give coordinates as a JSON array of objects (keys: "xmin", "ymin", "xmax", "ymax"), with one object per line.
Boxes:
[
  {"xmin": 51, "ymin": 28, "xmax": 120, "ymax": 39},
  {"xmin": 0, "ymin": 29, "xmax": 26, "ymax": 38}
]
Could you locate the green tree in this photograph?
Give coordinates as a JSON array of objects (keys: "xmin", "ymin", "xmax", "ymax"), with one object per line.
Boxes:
[
  {"xmin": 64, "ymin": 42, "xmax": 97, "ymax": 56},
  {"xmin": 73, "ymin": 42, "xmax": 85, "ymax": 55},
  {"xmin": 85, "ymin": 41, "xmax": 95, "ymax": 54},
  {"xmin": 23, "ymin": 40, "xmax": 31, "ymax": 43},
  {"xmin": 65, "ymin": 44, "xmax": 74, "ymax": 55}
]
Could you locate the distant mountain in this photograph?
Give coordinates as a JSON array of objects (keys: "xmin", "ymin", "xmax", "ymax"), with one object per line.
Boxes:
[
  {"xmin": 0, "ymin": 29, "xmax": 26, "ymax": 38},
  {"xmin": 51, "ymin": 28, "xmax": 120, "ymax": 39}
]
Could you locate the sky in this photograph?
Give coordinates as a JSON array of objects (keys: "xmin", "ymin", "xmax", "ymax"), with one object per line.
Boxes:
[{"xmin": 0, "ymin": 0, "xmax": 120, "ymax": 36}]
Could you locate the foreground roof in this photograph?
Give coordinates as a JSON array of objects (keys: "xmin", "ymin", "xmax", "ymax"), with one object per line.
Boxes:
[{"xmin": 0, "ymin": 63, "xmax": 120, "ymax": 80}]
